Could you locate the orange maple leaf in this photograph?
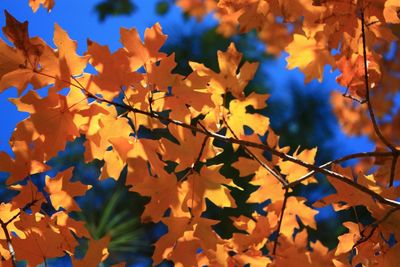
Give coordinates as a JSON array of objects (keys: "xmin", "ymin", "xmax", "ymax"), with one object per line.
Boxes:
[{"xmin": 45, "ymin": 167, "xmax": 91, "ymax": 211}]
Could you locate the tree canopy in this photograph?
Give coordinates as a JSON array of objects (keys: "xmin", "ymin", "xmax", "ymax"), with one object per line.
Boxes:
[{"xmin": 1, "ymin": 0, "xmax": 400, "ymax": 266}]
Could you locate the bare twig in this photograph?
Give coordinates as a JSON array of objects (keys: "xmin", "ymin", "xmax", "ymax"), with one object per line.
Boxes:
[
  {"xmin": 0, "ymin": 219, "xmax": 16, "ymax": 267},
  {"xmin": 285, "ymin": 151, "xmax": 393, "ymax": 188},
  {"xmin": 353, "ymin": 206, "xmax": 400, "ymax": 249},
  {"xmin": 360, "ymin": 10, "xmax": 398, "ymax": 153},
  {"xmin": 342, "ymin": 92, "xmax": 366, "ymax": 104},
  {"xmin": 221, "ymin": 116, "xmax": 287, "ymax": 186},
  {"xmin": 273, "ymin": 188, "xmax": 289, "ymax": 255},
  {"xmin": 31, "ymin": 71, "xmax": 400, "ymax": 209},
  {"xmin": 0, "ymin": 199, "xmax": 38, "ymax": 267},
  {"xmin": 389, "ymin": 154, "xmax": 398, "ymax": 187}
]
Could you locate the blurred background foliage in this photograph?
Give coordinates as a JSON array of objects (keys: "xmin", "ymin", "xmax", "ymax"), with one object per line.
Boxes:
[{"xmin": 0, "ymin": 0, "xmax": 374, "ymax": 266}]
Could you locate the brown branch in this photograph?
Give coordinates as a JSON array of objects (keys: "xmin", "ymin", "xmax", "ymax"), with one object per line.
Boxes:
[
  {"xmin": 285, "ymin": 151, "xmax": 393, "ymax": 188},
  {"xmin": 360, "ymin": 10, "xmax": 398, "ymax": 153},
  {"xmin": 273, "ymin": 188, "xmax": 289, "ymax": 255},
  {"xmin": 389, "ymin": 154, "xmax": 398, "ymax": 187},
  {"xmin": 31, "ymin": 71, "xmax": 400, "ymax": 209},
  {"xmin": 175, "ymin": 136, "xmax": 210, "ymax": 217},
  {"xmin": 0, "ymin": 199, "xmax": 39, "ymax": 266},
  {"xmin": 342, "ymin": 91, "xmax": 366, "ymax": 104},
  {"xmin": 221, "ymin": 116, "xmax": 287, "ymax": 186},
  {"xmin": 353, "ymin": 206, "xmax": 400, "ymax": 249},
  {"xmin": 0, "ymin": 219, "xmax": 16, "ymax": 267}
]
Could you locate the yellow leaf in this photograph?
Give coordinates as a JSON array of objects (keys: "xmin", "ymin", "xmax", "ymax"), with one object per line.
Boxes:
[{"xmin": 286, "ymin": 34, "xmax": 334, "ymax": 83}]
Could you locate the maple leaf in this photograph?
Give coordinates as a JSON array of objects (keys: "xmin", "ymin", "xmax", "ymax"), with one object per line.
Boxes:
[
  {"xmin": 2, "ymin": 11, "xmax": 42, "ymax": 58},
  {"xmin": 51, "ymin": 23, "xmax": 89, "ymax": 90},
  {"xmin": 225, "ymin": 92, "xmax": 270, "ymax": 138},
  {"xmin": 84, "ymin": 39, "xmax": 142, "ymax": 99},
  {"xmin": 153, "ymin": 216, "xmax": 224, "ymax": 265},
  {"xmin": 336, "ymin": 54, "xmax": 381, "ymax": 98},
  {"xmin": 384, "ymin": 0, "xmax": 400, "ymax": 24},
  {"xmin": 258, "ymin": 15, "xmax": 292, "ymax": 56},
  {"xmin": 100, "ymin": 137, "xmax": 134, "ymax": 180},
  {"xmin": 278, "ymin": 147, "xmax": 317, "ymax": 184},
  {"xmin": 0, "ymin": 203, "xmax": 24, "ymax": 240},
  {"xmin": 0, "ymin": 141, "xmax": 49, "ymax": 185},
  {"xmin": 176, "ymin": 0, "xmax": 217, "ymax": 20},
  {"xmin": 72, "ymin": 236, "xmax": 111, "ymax": 267},
  {"xmin": 120, "ymin": 23, "xmax": 167, "ymax": 71},
  {"xmin": 161, "ymin": 124, "xmax": 216, "ymax": 172},
  {"xmin": 237, "ymin": 0, "xmax": 270, "ymax": 33},
  {"xmin": 0, "ymin": 241, "xmax": 12, "ymax": 264},
  {"xmin": 330, "ymin": 91, "xmax": 372, "ymax": 135},
  {"xmin": 10, "ymin": 180, "xmax": 45, "ymax": 213},
  {"xmin": 180, "ymin": 165, "xmax": 239, "ymax": 216},
  {"xmin": 318, "ymin": 165, "xmax": 378, "ymax": 212},
  {"xmin": 268, "ymin": 196, "xmax": 319, "ymax": 239},
  {"xmin": 0, "ymin": 13, "xmax": 88, "ymax": 93},
  {"xmin": 152, "ymin": 216, "xmax": 194, "ymax": 265},
  {"xmin": 335, "ymin": 222, "xmax": 360, "ymax": 256},
  {"xmin": 51, "ymin": 211, "xmax": 90, "ymax": 238},
  {"xmin": 286, "ymin": 33, "xmax": 334, "ymax": 83},
  {"xmin": 230, "ymin": 212, "xmax": 278, "ymax": 252},
  {"xmin": 10, "ymin": 88, "xmax": 82, "ymax": 161},
  {"xmin": 145, "ymin": 53, "xmax": 214, "ymax": 122},
  {"xmin": 0, "ymin": 39, "xmax": 24, "ymax": 80},
  {"xmin": 133, "ymin": 171, "xmax": 184, "ymax": 222},
  {"xmin": 190, "ymin": 42, "xmax": 259, "ymax": 100},
  {"xmin": 45, "ymin": 167, "xmax": 91, "ymax": 211},
  {"xmin": 3, "ymin": 1, "xmax": 400, "ymax": 265},
  {"xmin": 382, "ymin": 242, "xmax": 400, "ymax": 267},
  {"xmin": 248, "ymin": 166, "xmax": 285, "ymax": 203},
  {"xmin": 0, "ymin": 12, "xmax": 45, "ymax": 94},
  {"xmin": 232, "ymin": 248, "xmax": 272, "ymax": 267},
  {"xmin": 28, "ymin": 0, "xmax": 55, "ymax": 12},
  {"xmin": 83, "ymin": 113, "xmax": 132, "ymax": 163},
  {"xmin": 232, "ymin": 156, "xmax": 285, "ymax": 203},
  {"xmin": 13, "ymin": 212, "xmax": 78, "ymax": 265},
  {"xmin": 125, "ymin": 138, "xmax": 168, "ymax": 183}
]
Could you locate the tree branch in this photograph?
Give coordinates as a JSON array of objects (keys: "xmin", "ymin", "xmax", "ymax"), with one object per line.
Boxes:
[
  {"xmin": 353, "ymin": 206, "xmax": 400, "ymax": 249},
  {"xmin": 273, "ymin": 188, "xmax": 289, "ymax": 255},
  {"xmin": 30, "ymin": 71, "xmax": 400, "ymax": 209},
  {"xmin": 389, "ymin": 154, "xmax": 398, "ymax": 187},
  {"xmin": 285, "ymin": 151, "xmax": 393, "ymax": 188},
  {"xmin": 0, "ymin": 219, "xmax": 16, "ymax": 267},
  {"xmin": 360, "ymin": 10, "xmax": 398, "ymax": 153},
  {"xmin": 0, "ymin": 199, "xmax": 38, "ymax": 266},
  {"xmin": 221, "ymin": 116, "xmax": 287, "ymax": 186}
]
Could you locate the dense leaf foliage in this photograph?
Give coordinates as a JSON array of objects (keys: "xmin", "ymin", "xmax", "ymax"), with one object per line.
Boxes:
[{"xmin": 1, "ymin": 0, "xmax": 400, "ymax": 266}]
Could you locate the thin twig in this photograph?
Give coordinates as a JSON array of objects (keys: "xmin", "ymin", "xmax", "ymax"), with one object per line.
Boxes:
[
  {"xmin": 360, "ymin": 10, "xmax": 398, "ymax": 153},
  {"xmin": 273, "ymin": 188, "xmax": 289, "ymax": 255},
  {"xmin": 285, "ymin": 151, "xmax": 393, "ymax": 188},
  {"xmin": 389, "ymin": 154, "xmax": 398, "ymax": 187},
  {"xmin": 0, "ymin": 219, "xmax": 16, "ymax": 267},
  {"xmin": 342, "ymin": 92, "xmax": 366, "ymax": 104},
  {"xmin": 0, "ymin": 199, "xmax": 39, "ymax": 266},
  {"xmin": 31, "ymin": 71, "xmax": 400, "ymax": 209},
  {"xmin": 221, "ymin": 116, "xmax": 287, "ymax": 186},
  {"xmin": 181, "ymin": 136, "xmax": 210, "ymax": 218},
  {"xmin": 353, "ymin": 206, "xmax": 400, "ymax": 249},
  {"xmin": 119, "ymin": 86, "xmax": 138, "ymax": 138}
]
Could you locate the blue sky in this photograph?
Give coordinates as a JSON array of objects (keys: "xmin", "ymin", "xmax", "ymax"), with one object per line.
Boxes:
[{"xmin": 0, "ymin": 0, "xmax": 374, "ymax": 158}]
